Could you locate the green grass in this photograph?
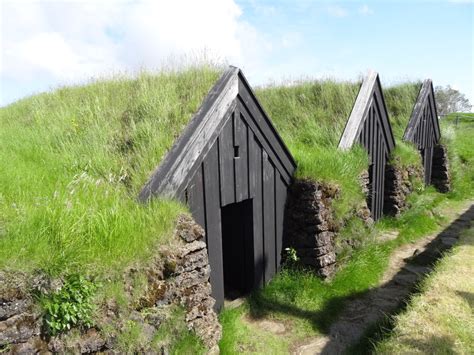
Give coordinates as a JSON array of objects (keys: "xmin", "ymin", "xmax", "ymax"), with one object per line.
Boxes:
[
  {"xmin": 0, "ymin": 65, "xmax": 222, "ymax": 276},
  {"xmin": 219, "ymin": 194, "xmax": 470, "ymax": 353},
  {"xmin": 219, "ymin": 113, "xmax": 474, "ymax": 353},
  {"xmin": 374, "ymin": 227, "xmax": 474, "ymax": 354},
  {"xmin": 441, "ymin": 113, "xmax": 474, "ymax": 199},
  {"xmin": 256, "ymin": 81, "xmax": 369, "ymax": 220},
  {"xmin": 1, "ymin": 64, "xmax": 472, "ymax": 353}
]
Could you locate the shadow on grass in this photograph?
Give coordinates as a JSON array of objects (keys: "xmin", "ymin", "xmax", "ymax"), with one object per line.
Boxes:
[{"xmin": 245, "ymin": 204, "xmax": 473, "ymax": 353}]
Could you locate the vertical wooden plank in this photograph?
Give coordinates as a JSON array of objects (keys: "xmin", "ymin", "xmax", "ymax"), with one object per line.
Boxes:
[
  {"xmin": 219, "ymin": 116, "xmax": 235, "ymax": 207},
  {"xmin": 380, "ymin": 141, "xmax": 387, "ymax": 218},
  {"xmin": 275, "ymin": 173, "xmax": 287, "ymax": 271},
  {"xmin": 378, "ymin": 132, "xmax": 385, "ymax": 219},
  {"xmin": 263, "ymin": 151, "xmax": 276, "ymax": 283},
  {"xmin": 367, "ymin": 106, "xmax": 372, "ymax": 161},
  {"xmin": 374, "ymin": 119, "xmax": 381, "ymax": 220},
  {"xmin": 248, "ymin": 130, "xmax": 257, "ymax": 198},
  {"xmin": 234, "ymin": 112, "xmax": 249, "ymax": 202},
  {"xmin": 250, "ymin": 134, "xmax": 264, "ymax": 287},
  {"xmin": 424, "ymin": 146, "xmax": 433, "ymax": 185},
  {"xmin": 187, "ymin": 165, "xmax": 206, "ymax": 229},
  {"xmin": 203, "ymin": 142, "xmax": 225, "ymax": 311}
]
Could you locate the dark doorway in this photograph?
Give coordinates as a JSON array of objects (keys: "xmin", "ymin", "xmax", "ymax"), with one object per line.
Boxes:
[{"xmin": 221, "ymin": 199, "xmax": 254, "ymax": 300}]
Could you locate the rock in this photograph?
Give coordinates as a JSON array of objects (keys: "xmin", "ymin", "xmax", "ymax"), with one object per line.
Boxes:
[
  {"xmin": 284, "ymin": 179, "xmax": 338, "ymax": 278},
  {"xmin": 176, "ymin": 214, "xmax": 205, "ymax": 242},
  {"xmin": 0, "ymin": 299, "xmax": 31, "ymax": 321},
  {"xmin": 0, "ymin": 313, "xmax": 41, "ymax": 346},
  {"xmin": 10, "ymin": 336, "xmax": 49, "ymax": 354}
]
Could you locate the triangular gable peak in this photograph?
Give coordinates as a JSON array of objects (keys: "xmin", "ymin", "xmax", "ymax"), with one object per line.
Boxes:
[
  {"xmin": 139, "ymin": 66, "xmax": 296, "ymax": 202},
  {"xmin": 338, "ymin": 70, "xmax": 395, "ymax": 155},
  {"xmin": 403, "ymin": 79, "xmax": 442, "ymax": 186},
  {"xmin": 338, "ymin": 70, "xmax": 395, "ymax": 221},
  {"xmin": 403, "ymin": 79, "xmax": 441, "ymax": 148}
]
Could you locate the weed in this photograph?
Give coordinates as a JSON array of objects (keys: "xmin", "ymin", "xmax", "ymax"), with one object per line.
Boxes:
[{"xmin": 41, "ymin": 274, "xmax": 96, "ymax": 336}]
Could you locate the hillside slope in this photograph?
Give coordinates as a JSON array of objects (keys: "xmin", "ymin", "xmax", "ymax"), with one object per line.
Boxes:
[{"xmin": 0, "ymin": 66, "xmax": 222, "ymax": 276}]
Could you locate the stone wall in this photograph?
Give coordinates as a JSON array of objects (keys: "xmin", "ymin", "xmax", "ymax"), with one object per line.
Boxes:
[
  {"xmin": 0, "ymin": 214, "xmax": 220, "ymax": 354},
  {"xmin": 431, "ymin": 144, "xmax": 451, "ymax": 193},
  {"xmin": 383, "ymin": 163, "xmax": 416, "ymax": 217},
  {"xmin": 359, "ymin": 163, "xmax": 420, "ymax": 219},
  {"xmin": 284, "ymin": 179, "xmax": 339, "ymax": 278}
]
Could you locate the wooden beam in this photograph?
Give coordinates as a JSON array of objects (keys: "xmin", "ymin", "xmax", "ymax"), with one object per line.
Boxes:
[{"xmin": 338, "ymin": 70, "xmax": 377, "ymax": 150}]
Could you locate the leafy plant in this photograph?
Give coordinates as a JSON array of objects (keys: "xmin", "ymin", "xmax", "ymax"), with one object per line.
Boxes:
[
  {"xmin": 42, "ymin": 274, "xmax": 96, "ymax": 336},
  {"xmin": 284, "ymin": 247, "xmax": 299, "ymax": 267}
]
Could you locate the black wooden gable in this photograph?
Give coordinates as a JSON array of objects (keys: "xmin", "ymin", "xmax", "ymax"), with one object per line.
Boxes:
[
  {"xmin": 139, "ymin": 66, "xmax": 296, "ymax": 310},
  {"xmin": 139, "ymin": 66, "xmax": 296, "ymax": 202},
  {"xmin": 338, "ymin": 70, "xmax": 396, "ymax": 220},
  {"xmin": 338, "ymin": 70, "xmax": 395, "ymax": 154},
  {"xmin": 403, "ymin": 80, "xmax": 440, "ymax": 146},
  {"xmin": 403, "ymin": 79, "xmax": 441, "ymax": 185}
]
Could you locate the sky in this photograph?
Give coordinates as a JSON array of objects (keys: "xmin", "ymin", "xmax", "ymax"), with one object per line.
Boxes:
[{"xmin": 1, "ymin": 0, "xmax": 473, "ymax": 107}]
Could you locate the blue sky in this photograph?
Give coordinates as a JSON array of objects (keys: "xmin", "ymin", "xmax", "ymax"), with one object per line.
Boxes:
[{"xmin": 1, "ymin": 0, "xmax": 473, "ymax": 107}]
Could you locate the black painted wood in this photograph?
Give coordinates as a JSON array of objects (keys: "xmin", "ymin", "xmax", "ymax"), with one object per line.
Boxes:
[
  {"xmin": 263, "ymin": 151, "xmax": 276, "ymax": 283},
  {"xmin": 238, "ymin": 99, "xmax": 292, "ymax": 184},
  {"xmin": 188, "ymin": 166, "xmax": 206, "ymax": 229},
  {"xmin": 234, "ymin": 111, "xmax": 249, "ymax": 202},
  {"xmin": 219, "ymin": 117, "xmax": 235, "ymax": 207},
  {"xmin": 203, "ymin": 142, "xmax": 224, "ymax": 310},
  {"xmin": 249, "ymin": 132, "xmax": 264, "ymax": 288},
  {"xmin": 139, "ymin": 67, "xmax": 296, "ymax": 310},
  {"xmin": 404, "ymin": 79, "xmax": 441, "ymax": 186},
  {"xmin": 342, "ymin": 71, "xmax": 394, "ymax": 220},
  {"xmin": 275, "ymin": 172, "xmax": 286, "ymax": 270}
]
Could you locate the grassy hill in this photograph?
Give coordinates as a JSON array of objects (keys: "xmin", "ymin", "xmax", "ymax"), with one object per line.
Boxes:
[
  {"xmin": 0, "ymin": 66, "xmax": 449, "ymax": 278},
  {"xmin": 0, "ymin": 66, "xmax": 222, "ymax": 276},
  {"xmin": 1, "ymin": 66, "xmax": 473, "ymax": 353}
]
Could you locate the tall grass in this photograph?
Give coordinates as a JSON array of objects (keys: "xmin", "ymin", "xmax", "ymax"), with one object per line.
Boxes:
[
  {"xmin": 0, "ymin": 65, "xmax": 222, "ymax": 276},
  {"xmin": 383, "ymin": 82, "xmax": 424, "ymax": 168},
  {"xmin": 256, "ymin": 81, "xmax": 369, "ymax": 219},
  {"xmin": 441, "ymin": 113, "xmax": 474, "ymax": 198}
]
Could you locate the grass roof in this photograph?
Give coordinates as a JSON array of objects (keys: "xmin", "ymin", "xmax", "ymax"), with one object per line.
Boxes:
[
  {"xmin": 0, "ymin": 65, "xmax": 222, "ymax": 276},
  {"xmin": 0, "ymin": 66, "xmax": 424, "ymax": 277}
]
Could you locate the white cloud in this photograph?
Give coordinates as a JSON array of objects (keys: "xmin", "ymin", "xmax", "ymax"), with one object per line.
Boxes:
[
  {"xmin": 0, "ymin": 0, "xmax": 278, "ymax": 104},
  {"xmin": 358, "ymin": 4, "xmax": 374, "ymax": 16},
  {"xmin": 327, "ymin": 5, "xmax": 348, "ymax": 18}
]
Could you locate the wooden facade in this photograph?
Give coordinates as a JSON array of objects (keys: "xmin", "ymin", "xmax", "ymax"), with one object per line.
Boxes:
[
  {"xmin": 339, "ymin": 71, "xmax": 395, "ymax": 220},
  {"xmin": 140, "ymin": 67, "xmax": 296, "ymax": 310},
  {"xmin": 403, "ymin": 79, "xmax": 441, "ymax": 185}
]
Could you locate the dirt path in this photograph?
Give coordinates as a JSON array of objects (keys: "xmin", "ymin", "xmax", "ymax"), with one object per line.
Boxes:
[{"xmin": 294, "ymin": 202, "xmax": 474, "ymax": 355}]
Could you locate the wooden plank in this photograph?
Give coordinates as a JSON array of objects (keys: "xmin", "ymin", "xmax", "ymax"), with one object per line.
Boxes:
[
  {"xmin": 202, "ymin": 142, "xmax": 225, "ymax": 311},
  {"xmin": 380, "ymin": 141, "xmax": 386, "ymax": 218},
  {"xmin": 237, "ymin": 81, "xmax": 296, "ymax": 178},
  {"xmin": 373, "ymin": 123, "xmax": 380, "ymax": 220},
  {"xmin": 339, "ymin": 70, "xmax": 377, "ymax": 150},
  {"xmin": 139, "ymin": 67, "xmax": 239, "ymax": 201},
  {"xmin": 374, "ymin": 119, "xmax": 381, "ymax": 218},
  {"xmin": 219, "ymin": 116, "xmax": 235, "ymax": 207},
  {"xmin": 275, "ymin": 172, "xmax": 287, "ymax": 271},
  {"xmin": 262, "ymin": 151, "xmax": 276, "ymax": 283},
  {"xmin": 370, "ymin": 106, "xmax": 376, "ymax": 163},
  {"xmin": 427, "ymin": 82, "xmax": 441, "ymax": 141},
  {"xmin": 373, "ymin": 78, "xmax": 395, "ymax": 153},
  {"xmin": 187, "ymin": 165, "xmax": 206, "ymax": 229},
  {"xmin": 424, "ymin": 146, "xmax": 433, "ymax": 185},
  {"xmin": 404, "ymin": 79, "xmax": 441, "ymax": 144},
  {"xmin": 378, "ymin": 132, "xmax": 385, "ymax": 219},
  {"xmin": 238, "ymin": 100, "xmax": 292, "ymax": 184},
  {"xmin": 250, "ymin": 136, "xmax": 264, "ymax": 287},
  {"xmin": 234, "ymin": 111, "xmax": 249, "ymax": 202}
]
